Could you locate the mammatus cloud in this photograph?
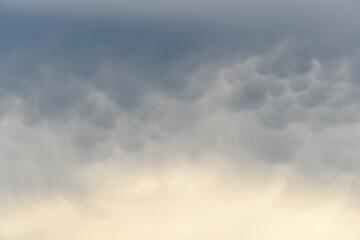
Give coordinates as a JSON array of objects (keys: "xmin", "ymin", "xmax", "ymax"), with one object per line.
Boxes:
[{"xmin": 2, "ymin": 0, "xmax": 360, "ymax": 238}]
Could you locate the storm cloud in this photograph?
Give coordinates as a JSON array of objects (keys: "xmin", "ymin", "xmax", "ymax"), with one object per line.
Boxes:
[{"xmin": 1, "ymin": 0, "xmax": 360, "ymax": 238}]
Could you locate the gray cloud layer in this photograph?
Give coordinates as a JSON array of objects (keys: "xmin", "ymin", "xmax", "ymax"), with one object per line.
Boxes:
[{"xmin": 2, "ymin": 1, "xmax": 360, "ymax": 193}]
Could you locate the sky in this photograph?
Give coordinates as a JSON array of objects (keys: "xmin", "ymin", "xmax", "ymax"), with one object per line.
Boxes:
[{"xmin": 1, "ymin": 0, "xmax": 360, "ymax": 239}]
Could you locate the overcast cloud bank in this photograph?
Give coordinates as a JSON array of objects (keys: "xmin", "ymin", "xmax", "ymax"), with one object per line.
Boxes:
[{"xmin": 1, "ymin": 1, "xmax": 360, "ymax": 238}]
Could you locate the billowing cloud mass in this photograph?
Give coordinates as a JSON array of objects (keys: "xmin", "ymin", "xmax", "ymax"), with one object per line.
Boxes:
[{"xmin": 1, "ymin": 0, "xmax": 360, "ymax": 238}]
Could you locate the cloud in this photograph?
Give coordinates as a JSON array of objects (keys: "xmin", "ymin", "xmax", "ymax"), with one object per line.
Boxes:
[
  {"xmin": 1, "ymin": 159, "xmax": 360, "ymax": 239},
  {"xmin": 2, "ymin": 4, "xmax": 360, "ymax": 238},
  {"xmin": 228, "ymin": 81, "xmax": 268, "ymax": 110}
]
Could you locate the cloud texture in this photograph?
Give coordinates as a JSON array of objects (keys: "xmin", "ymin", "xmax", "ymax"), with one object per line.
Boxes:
[{"xmin": 1, "ymin": 0, "xmax": 360, "ymax": 238}]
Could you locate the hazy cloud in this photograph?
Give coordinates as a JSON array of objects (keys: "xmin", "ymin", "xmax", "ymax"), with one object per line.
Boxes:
[{"xmin": 2, "ymin": 0, "xmax": 360, "ymax": 225}]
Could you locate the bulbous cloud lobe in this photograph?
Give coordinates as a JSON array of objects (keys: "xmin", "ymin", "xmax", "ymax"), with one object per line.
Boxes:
[{"xmin": 1, "ymin": 0, "xmax": 360, "ymax": 200}]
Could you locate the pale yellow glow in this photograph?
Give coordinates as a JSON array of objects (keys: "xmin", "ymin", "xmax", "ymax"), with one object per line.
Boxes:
[{"xmin": 1, "ymin": 156, "xmax": 360, "ymax": 240}]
